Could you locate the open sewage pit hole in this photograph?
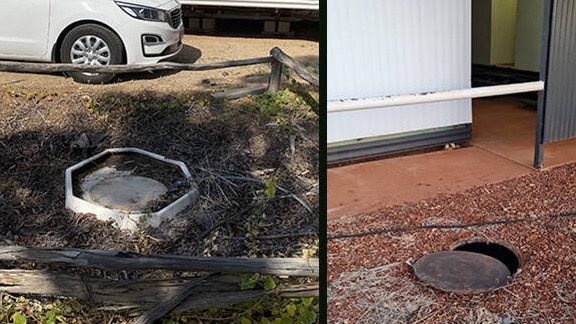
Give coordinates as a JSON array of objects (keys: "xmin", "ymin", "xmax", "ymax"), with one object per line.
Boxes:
[{"xmin": 452, "ymin": 239, "xmax": 521, "ymax": 275}]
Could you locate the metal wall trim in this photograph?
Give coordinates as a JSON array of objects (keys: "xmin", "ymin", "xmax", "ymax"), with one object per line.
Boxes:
[
  {"xmin": 534, "ymin": 0, "xmax": 553, "ymax": 168},
  {"xmin": 327, "ymin": 125, "xmax": 472, "ymax": 165}
]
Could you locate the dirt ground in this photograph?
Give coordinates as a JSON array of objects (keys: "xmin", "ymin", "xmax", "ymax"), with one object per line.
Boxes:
[
  {"xmin": 0, "ymin": 32, "xmax": 319, "ymax": 321},
  {"xmin": 328, "ymin": 161, "xmax": 576, "ymax": 323}
]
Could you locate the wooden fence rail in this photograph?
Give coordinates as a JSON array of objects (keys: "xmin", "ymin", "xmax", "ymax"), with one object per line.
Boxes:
[
  {"xmin": 0, "ymin": 246, "xmax": 319, "ymax": 319},
  {"xmin": 0, "ymin": 245, "xmax": 318, "ymax": 277},
  {"xmin": 0, "ymin": 57, "xmax": 273, "ymax": 74},
  {"xmin": 0, "ymin": 269, "xmax": 318, "ymax": 314},
  {"xmin": 0, "ymin": 46, "xmax": 318, "ymax": 91}
]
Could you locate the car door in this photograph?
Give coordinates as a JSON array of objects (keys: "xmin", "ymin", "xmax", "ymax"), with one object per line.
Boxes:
[{"xmin": 0, "ymin": 0, "xmax": 50, "ymax": 58}]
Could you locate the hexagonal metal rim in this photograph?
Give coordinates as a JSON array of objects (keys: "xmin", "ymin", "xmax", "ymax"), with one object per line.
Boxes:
[{"xmin": 65, "ymin": 147, "xmax": 198, "ymax": 231}]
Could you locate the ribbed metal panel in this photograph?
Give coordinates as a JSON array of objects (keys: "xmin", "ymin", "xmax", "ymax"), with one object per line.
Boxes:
[
  {"xmin": 327, "ymin": 0, "xmax": 471, "ymax": 144},
  {"xmin": 543, "ymin": 0, "xmax": 576, "ymax": 142},
  {"xmin": 178, "ymin": 0, "xmax": 318, "ymax": 10},
  {"xmin": 328, "ymin": 125, "xmax": 471, "ymax": 164}
]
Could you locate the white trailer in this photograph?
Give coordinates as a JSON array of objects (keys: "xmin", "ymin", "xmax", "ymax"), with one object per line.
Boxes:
[{"xmin": 179, "ymin": 0, "xmax": 318, "ymax": 34}]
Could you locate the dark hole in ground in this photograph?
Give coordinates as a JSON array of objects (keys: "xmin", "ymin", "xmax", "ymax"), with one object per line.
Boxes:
[{"xmin": 453, "ymin": 241, "xmax": 520, "ymax": 275}]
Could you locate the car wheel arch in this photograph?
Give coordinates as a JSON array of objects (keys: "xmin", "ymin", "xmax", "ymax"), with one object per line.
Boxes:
[{"xmin": 52, "ymin": 20, "xmax": 127, "ymax": 64}]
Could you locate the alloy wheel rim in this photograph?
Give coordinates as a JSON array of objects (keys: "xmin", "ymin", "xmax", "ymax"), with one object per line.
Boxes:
[{"xmin": 70, "ymin": 35, "xmax": 111, "ymax": 76}]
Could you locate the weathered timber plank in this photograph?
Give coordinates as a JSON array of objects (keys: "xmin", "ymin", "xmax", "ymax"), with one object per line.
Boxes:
[
  {"xmin": 132, "ymin": 275, "xmax": 213, "ymax": 324},
  {"xmin": 211, "ymin": 85, "xmax": 267, "ymax": 99},
  {"xmin": 0, "ymin": 246, "xmax": 319, "ymax": 277},
  {"xmin": 0, "ymin": 269, "xmax": 274, "ymax": 311},
  {"xmin": 0, "ymin": 57, "xmax": 273, "ymax": 74},
  {"xmin": 270, "ymin": 47, "xmax": 319, "ymax": 87},
  {"xmin": 268, "ymin": 59, "xmax": 283, "ymax": 92},
  {"xmin": 277, "ymin": 285, "xmax": 320, "ymax": 298}
]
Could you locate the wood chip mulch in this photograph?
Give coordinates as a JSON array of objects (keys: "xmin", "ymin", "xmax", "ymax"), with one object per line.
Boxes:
[{"xmin": 328, "ymin": 162, "xmax": 576, "ymax": 323}]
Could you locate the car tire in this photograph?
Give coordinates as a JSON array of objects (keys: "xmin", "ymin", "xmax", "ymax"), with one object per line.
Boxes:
[{"xmin": 60, "ymin": 24, "xmax": 124, "ymax": 84}]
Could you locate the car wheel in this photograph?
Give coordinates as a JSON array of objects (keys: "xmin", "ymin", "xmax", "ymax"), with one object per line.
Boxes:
[{"xmin": 60, "ymin": 24, "xmax": 124, "ymax": 84}]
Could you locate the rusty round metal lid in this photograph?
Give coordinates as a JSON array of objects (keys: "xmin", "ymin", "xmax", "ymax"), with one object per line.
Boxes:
[{"xmin": 413, "ymin": 251, "xmax": 510, "ymax": 294}]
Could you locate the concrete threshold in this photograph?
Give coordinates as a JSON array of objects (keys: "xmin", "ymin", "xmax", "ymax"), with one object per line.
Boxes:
[{"xmin": 327, "ymin": 147, "xmax": 534, "ymax": 222}]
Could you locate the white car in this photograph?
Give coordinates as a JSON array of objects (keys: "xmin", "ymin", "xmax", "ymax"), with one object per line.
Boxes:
[{"xmin": 0, "ymin": 0, "xmax": 184, "ymax": 84}]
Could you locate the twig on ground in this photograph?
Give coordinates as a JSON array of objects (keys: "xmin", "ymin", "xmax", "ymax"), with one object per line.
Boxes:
[
  {"xmin": 131, "ymin": 274, "xmax": 213, "ymax": 324},
  {"xmin": 226, "ymin": 231, "xmax": 318, "ymax": 240},
  {"xmin": 223, "ymin": 175, "xmax": 315, "ymax": 216}
]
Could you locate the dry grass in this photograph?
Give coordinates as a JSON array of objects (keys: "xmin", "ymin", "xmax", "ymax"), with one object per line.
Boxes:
[
  {"xmin": 0, "ymin": 29, "xmax": 319, "ymax": 322},
  {"xmin": 329, "ymin": 263, "xmax": 436, "ymax": 323},
  {"xmin": 0, "ymin": 75, "xmax": 318, "ymax": 321}
]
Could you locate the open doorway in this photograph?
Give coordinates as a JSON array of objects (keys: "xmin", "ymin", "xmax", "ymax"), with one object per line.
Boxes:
[
  {"xmin": 472, "ymin": 0, "xmax": 542, "ymax": 72},
  {"xmin": 470, "ymin": 0, "xmax": 544, "ymax": 167}
]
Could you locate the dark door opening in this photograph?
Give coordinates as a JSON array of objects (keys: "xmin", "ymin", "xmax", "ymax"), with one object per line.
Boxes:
[{"xmin": 470, "ymin": 0, "xmax": 543, "ymax": 167}]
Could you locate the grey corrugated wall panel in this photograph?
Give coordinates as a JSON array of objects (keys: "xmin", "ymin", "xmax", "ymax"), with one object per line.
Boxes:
[
  {"xmin": 327, "ymin": 0, "xmax": 471, "ymax": 144},
  {"xmin": 544, "ymin": 0, "xmax": 576, "ymax": 142}
]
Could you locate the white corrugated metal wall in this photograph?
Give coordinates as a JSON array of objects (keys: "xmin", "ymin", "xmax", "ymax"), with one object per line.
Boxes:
[{"xmin": 327, "ymin": 0, "xmax": 472, "ymax": 144}]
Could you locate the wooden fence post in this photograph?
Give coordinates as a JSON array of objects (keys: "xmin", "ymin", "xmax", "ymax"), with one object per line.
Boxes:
[
  {"xmin": 268, "ymin": 59, "xmax": 283, "ymax": 92},
  {"xmin": 269, "ymin": 47, "xmax": 319, "ymax": 88}
]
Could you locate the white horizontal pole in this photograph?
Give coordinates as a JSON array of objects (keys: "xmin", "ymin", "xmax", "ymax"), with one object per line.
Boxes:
[
  {"xmin": 178, "ymin": 0, "xmax": 319, "ymax": 10},
  {"xmin": 327, "ymin": 81, "xmax": 545, "ymax": 113}
]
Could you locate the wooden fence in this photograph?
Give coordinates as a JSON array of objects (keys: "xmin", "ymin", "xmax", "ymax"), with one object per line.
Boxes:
[
  {"xmin": 0, "ymin": 246, "xmax": 319, "ymax": 322},
  {"xmin": 0, "ymin": 46, "xmax": 319, "ymax": 93}
]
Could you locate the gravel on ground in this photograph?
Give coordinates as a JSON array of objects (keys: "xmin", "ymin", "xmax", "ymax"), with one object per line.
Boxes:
[{"xmin": 328, "ymin": 161, "xmax": 576, "ymax": 323}]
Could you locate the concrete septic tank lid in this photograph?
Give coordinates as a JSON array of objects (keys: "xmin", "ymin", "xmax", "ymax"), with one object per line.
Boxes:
[
  {"xmin": 85, "ymin": 175, "xmax": 167, "ymax": 211},
  {"xmin": 65, "ymin": 147, "xmax": 198, "ymax": 231},
  {"xmin": 413, "ymin": 251, "xmax": 511, "ymax": 294}
]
